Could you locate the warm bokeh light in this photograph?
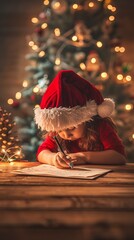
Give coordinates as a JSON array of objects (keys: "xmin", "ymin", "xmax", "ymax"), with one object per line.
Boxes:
[
  {"xmin": 91, "ymin": 58, "xmax": 96, "ymax": 63},
  {"xmin": 22, "ymin": 80, "xmax": 28, "ymax": 88},
  {"xmin": 72, "ymin": 35, "xmax": 77, "ymax": 41},
  {"xmin": 72, "ymin": 4, "xmax": 78, "ymax": 9},
  {"xmin": 15, "ymin": 92, "xmax": 22, "ymax": 100},
  {"xmin": 7, "ymin": 99, "xmax": 13, "ymax": 105},
  {"xmin": 44, "ymin": 0, "xmax": 49, "ymax": 5},
  {"xmin": 54, "ymin": 28, "xmax": 61, "ymax": 36},
  {"xmin": 33, "ymin": 87, "xmax": 39, "ymax": 93},
  {"xmin": 31, "ymin": 17, "xmax": 38, "ymax": 24},
  {"xmin": 41, "ymin": 23, "xmax": 48, "ymax": 29},
  {"xmin": 96, "ymin": 41, "xmax": 103, "ymax": 48},
  {"xmin": 39, "ymin": 51, "xmax": 45, "ymax": 57},
  {"xmin": 125, "ymin": 104, "xmax": 133, "ymax": 111},
  {"xmin": 55, "ymin": 58, "xmax": 61, "ymax": 65},
  {"xmin": 117, "ymin": 74, "xmax": 123, "ymax": 80},
  {"xmin": 80, "ymin": 63, "xmax": 86, "ymax": 70}
]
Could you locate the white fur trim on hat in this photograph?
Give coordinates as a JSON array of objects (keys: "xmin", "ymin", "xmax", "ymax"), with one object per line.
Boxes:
[
  {"xmin": 97, "ymin": 98, "xmax": 115, "ymax": 118},
  {"xmin": 34, "ymin": 98, "xmax": 115, "ymax": 132}
]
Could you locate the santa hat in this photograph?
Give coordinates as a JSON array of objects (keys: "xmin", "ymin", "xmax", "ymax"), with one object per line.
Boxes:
[{"xmin": 34, "ymin": 70, "xmax": 115, "ymax": 132}]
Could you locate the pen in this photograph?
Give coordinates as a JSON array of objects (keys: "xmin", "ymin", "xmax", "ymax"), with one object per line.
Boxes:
[{"xmin": 53, "ymin": 136, "xmax": 73, "ymax": 169}]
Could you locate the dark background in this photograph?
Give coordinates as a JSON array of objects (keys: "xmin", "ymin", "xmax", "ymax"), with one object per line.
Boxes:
[{"xmin": 0, "ymin": 0, "xmax": 134, "ymax": 108}]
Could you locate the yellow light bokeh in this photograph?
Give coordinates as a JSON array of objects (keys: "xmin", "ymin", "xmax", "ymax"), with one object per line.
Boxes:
[
  {"xmin": 96, "ymin": 41, "xmax": 103, "ymax": 48},
  {"xmin": 7, "ymin": 99, "xmax": 13, "ymax": 105},
  {"xmin": 15, "ymin": 92, "xmax": 22, "ymax": 100},
  {"xmin": 31, "ymin": 17, "xmax": 38, "ymax": 24}
]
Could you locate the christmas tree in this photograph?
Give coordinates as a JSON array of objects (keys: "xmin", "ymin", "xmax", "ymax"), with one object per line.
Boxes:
[
  {"xmin": 8, "ymin": 0, "xmax": 134, "ymax": 161},
  {"xmin": 0, "ymin": 107, "xmax": 23, "ymax": 162}
]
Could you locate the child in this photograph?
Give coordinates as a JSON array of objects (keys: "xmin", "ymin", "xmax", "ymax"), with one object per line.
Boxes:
[{"xmin": 34, "ymin": 70, "xmax": 126, "ymax": 168}]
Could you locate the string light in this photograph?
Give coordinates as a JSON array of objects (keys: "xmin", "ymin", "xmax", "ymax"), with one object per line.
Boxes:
[
  {"xmin": 125, "ymin": 75, "xmax": 132, "ymax": 82},
  {"xmin": 72, "ymin": 35, "xmax": 77, "ymax": 41},
  {"xmin": 96, "ymin": 41, "xmax": 103, "ymax": 48},
  {"xmin": 88, "ymin": 2, "xmax": 94, "ymax": 8},
  {"xmin": 32, "ymin": 45, "xmax": 38, "ymax": 51},
  {"xmin": 109, "ymin": 15, "xmax": 115, "ymax": 21},
  {"xmin": 31, "ymin": 17, "xmax": 38, "ymax": 24},
  {"xmin": 80, "ymin": 63, "xmax": 86, "ymax": 70},
  {"xmin": 55, "ymin": 58, "xmax": 61, "ymax": 65},
  {"xmin": 101, "ymin": 72, "xmax": 108, "ymax": 80},
  {"xmin": 72, "ymin": 4, "xmax": 78, "ymax": 9},
  {"xmin": 91, "ymin": 57, "xmax": 96, "ymax": 63},
  {"xmin": 28, "ymin": 41, "xmax": 34, "ymax": 47},
  {"xmin": 41, "ymin": 23, "xmax": 48, "ymax": 29},
  {"xmin": 7, "ymin": 99, "xmax": 13, "ymax": 105},
  {"xmin": 44, "ymin": 0, "xmax": 49, "ymax": 5},
  {"xmin": 125, "ymin": 104, "xmax": 133, "ymax": 111},
  {"xmin": 117, "ymin": 74, "xmax": 123, "ymax": 81},
  {"xmin": 54, "ymin": 28, "xmax": 61, "ymax": 36},
  {"xmin": 22, "ymin": 80, "xmax": 28, "ymax": 88},
  {"xmin": 15, "ymin": 92, "xmax": 22, "ymax": 100},
  {"xmin": 33, "ymin": 86, "xmax": 40, "ymax": 93},
  {"xmin": 39, "ymin": 51, "xmax": 45, "ymax": 57}
]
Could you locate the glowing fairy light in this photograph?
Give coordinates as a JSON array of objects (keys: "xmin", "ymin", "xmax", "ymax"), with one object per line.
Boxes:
[
  {"xmin": 120, "ymin": 47, "xmax": 125, "ymax": 53},
  {"xmin": 125, "ymin": 104, "xmax": 133, "ymax": 111},
  {"xmin": 52, "ymin": 1, "xmax": 61, "ymax": 10},
  {"xmin": 107, "ymin": 4, "xmax": 112, "ymax": 10},
  {"xmin": 109, "ymin": 15, "xmax": 115, "ymax": 21},
  {"xmin": 111, "ymin": 6, "xmax": 116, "ymax": 12},
  {"xmin": 88, "ymin": 2, "xmax": 94, "ymax": 8},
  {"xmin": 41, "ymin": 23, "xmax": 48, "ymax": 29},
  {"xmin": 91, "ymin": 57, "xmax": 96, "ymax": 63},
  {"xmin": 96, "ymin": 41, "xmax": 103, "ymax": 48},
  {"xmin": 32, "ymin": 45, "xmax": 38, "ymax": 51},
  {"xmin": 7, "ymin": 99, "xmax": 13, "ymax": 105},
  {"xmin": 54, "ymin": 28, "xmax": 61, "ymax": 36},
  {"xmin": 101, "ymin": 72, "xmax": 108, "ymax": 80},
  {"xmin": 28, "ymin": 41, "xmax": 34, "ymax": 47},
  {"xmin": 117, "ymin": 74, "xmax": 123, "ymax": 81},
  {"xmin": 39, "ymin": 51, "xmax": 45, "ymax": 57},
  {"xmin": 72, "ymin": 4, "xmax": 78, "ymax": 9},
  {"xmin": 22, "ymin": 80, "xmax": 28, "ymax": 88},
  {"xmin": 31, "ymin": 17, "xmax": 38, "ymax": 24},
  {"xmin": 33, "ymin": 86, "xmax": 39, "ymax": 93},
  {"xmin": 72, "ymin": 35, "xmax": 77, "ymax": 41},
  {"xmin": 15, "ymin": 92, "xmax": 22, "ymax": 100},
  {"xmin": 80, "ymin": 63, "xmax": 86, "ymax": 70},
  {"xmin": 44, "ymin": 0, "xmax": 49, "ymax": 5},
  {"xmin": 55, "ymin": 58, "xmax": 61, "ymax": 65},
  {"xmin": 115, "ymin": 46, "xmax": 120, "ymax": 52},
  {"xmin": 125, "ymin": 75, "xmax": 132, "ymax": 82}
]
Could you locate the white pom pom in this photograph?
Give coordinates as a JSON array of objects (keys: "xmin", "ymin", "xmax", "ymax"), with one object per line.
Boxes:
[{"xmin": 97, "ymin": 98, "xmax": 115, "ymax": 118}]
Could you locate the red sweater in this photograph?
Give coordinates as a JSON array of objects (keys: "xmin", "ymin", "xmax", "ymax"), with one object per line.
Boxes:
[{"xmin": 37, "ymin": 119, "xmax": 126, "ymax": 158}]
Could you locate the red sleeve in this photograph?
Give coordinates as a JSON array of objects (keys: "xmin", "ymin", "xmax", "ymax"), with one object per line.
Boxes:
[
  {"xmin": 36, "ymin": 136, "xmax": 57, "ymax": 158},
  {"xmin": 99, "ymin": 119, "xmax": 126, "ymax": 156}
]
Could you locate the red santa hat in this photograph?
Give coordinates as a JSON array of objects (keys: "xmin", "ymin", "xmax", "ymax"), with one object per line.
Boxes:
[{"xmin": 34, "ymin": 70, "xmax": 115, "ymax": 132}]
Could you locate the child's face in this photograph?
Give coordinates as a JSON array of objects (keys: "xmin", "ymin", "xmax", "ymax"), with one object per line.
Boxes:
[{"xmin": 57, "ymin": 123, "xmax": 85, "ymax": 141}]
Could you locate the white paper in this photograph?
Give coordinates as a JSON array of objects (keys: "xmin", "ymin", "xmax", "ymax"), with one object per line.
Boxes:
[{"xmin": 11, "ymin": 164, "xmax": 111, "ymax": 180}]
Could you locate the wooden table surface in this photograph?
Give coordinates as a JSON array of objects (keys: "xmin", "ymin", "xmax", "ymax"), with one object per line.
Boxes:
[{"xmin": 0, "ymin": 162, "xmax": 134, "ymax": 240}]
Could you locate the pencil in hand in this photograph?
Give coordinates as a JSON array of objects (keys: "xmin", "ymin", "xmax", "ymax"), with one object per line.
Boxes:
[{"xmin": 53, "ymin": 136, "xmax": 73, "ymax": 169}]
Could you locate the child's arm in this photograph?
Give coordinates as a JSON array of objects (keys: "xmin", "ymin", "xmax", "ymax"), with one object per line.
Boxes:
[
  {"xmin": 37, "ymin": 149, "xmax": 72, "ymax": 168},
  {"xmin": 68, "ymin": 150, "xmax": 127, "ymax": 165}
]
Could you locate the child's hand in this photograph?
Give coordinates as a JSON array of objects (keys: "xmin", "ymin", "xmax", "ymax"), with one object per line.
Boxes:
[
  {"xmin": 52, "ymin": 152, "xmax": 72, "ymax": 169},
  {"xmin": 67, "ymin": 152, "xmax": 88, "ymax": 165}
]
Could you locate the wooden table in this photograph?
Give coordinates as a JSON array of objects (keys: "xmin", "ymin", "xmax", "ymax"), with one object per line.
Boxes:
[{"xmin": 0, "ymin": 162, "xmax": 134, "ymax": 240}]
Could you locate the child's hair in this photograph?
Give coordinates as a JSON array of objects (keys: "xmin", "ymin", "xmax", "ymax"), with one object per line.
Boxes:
[{"xmin": 43, "ymin": 116, "xmax": 117, "ymax": 153}]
